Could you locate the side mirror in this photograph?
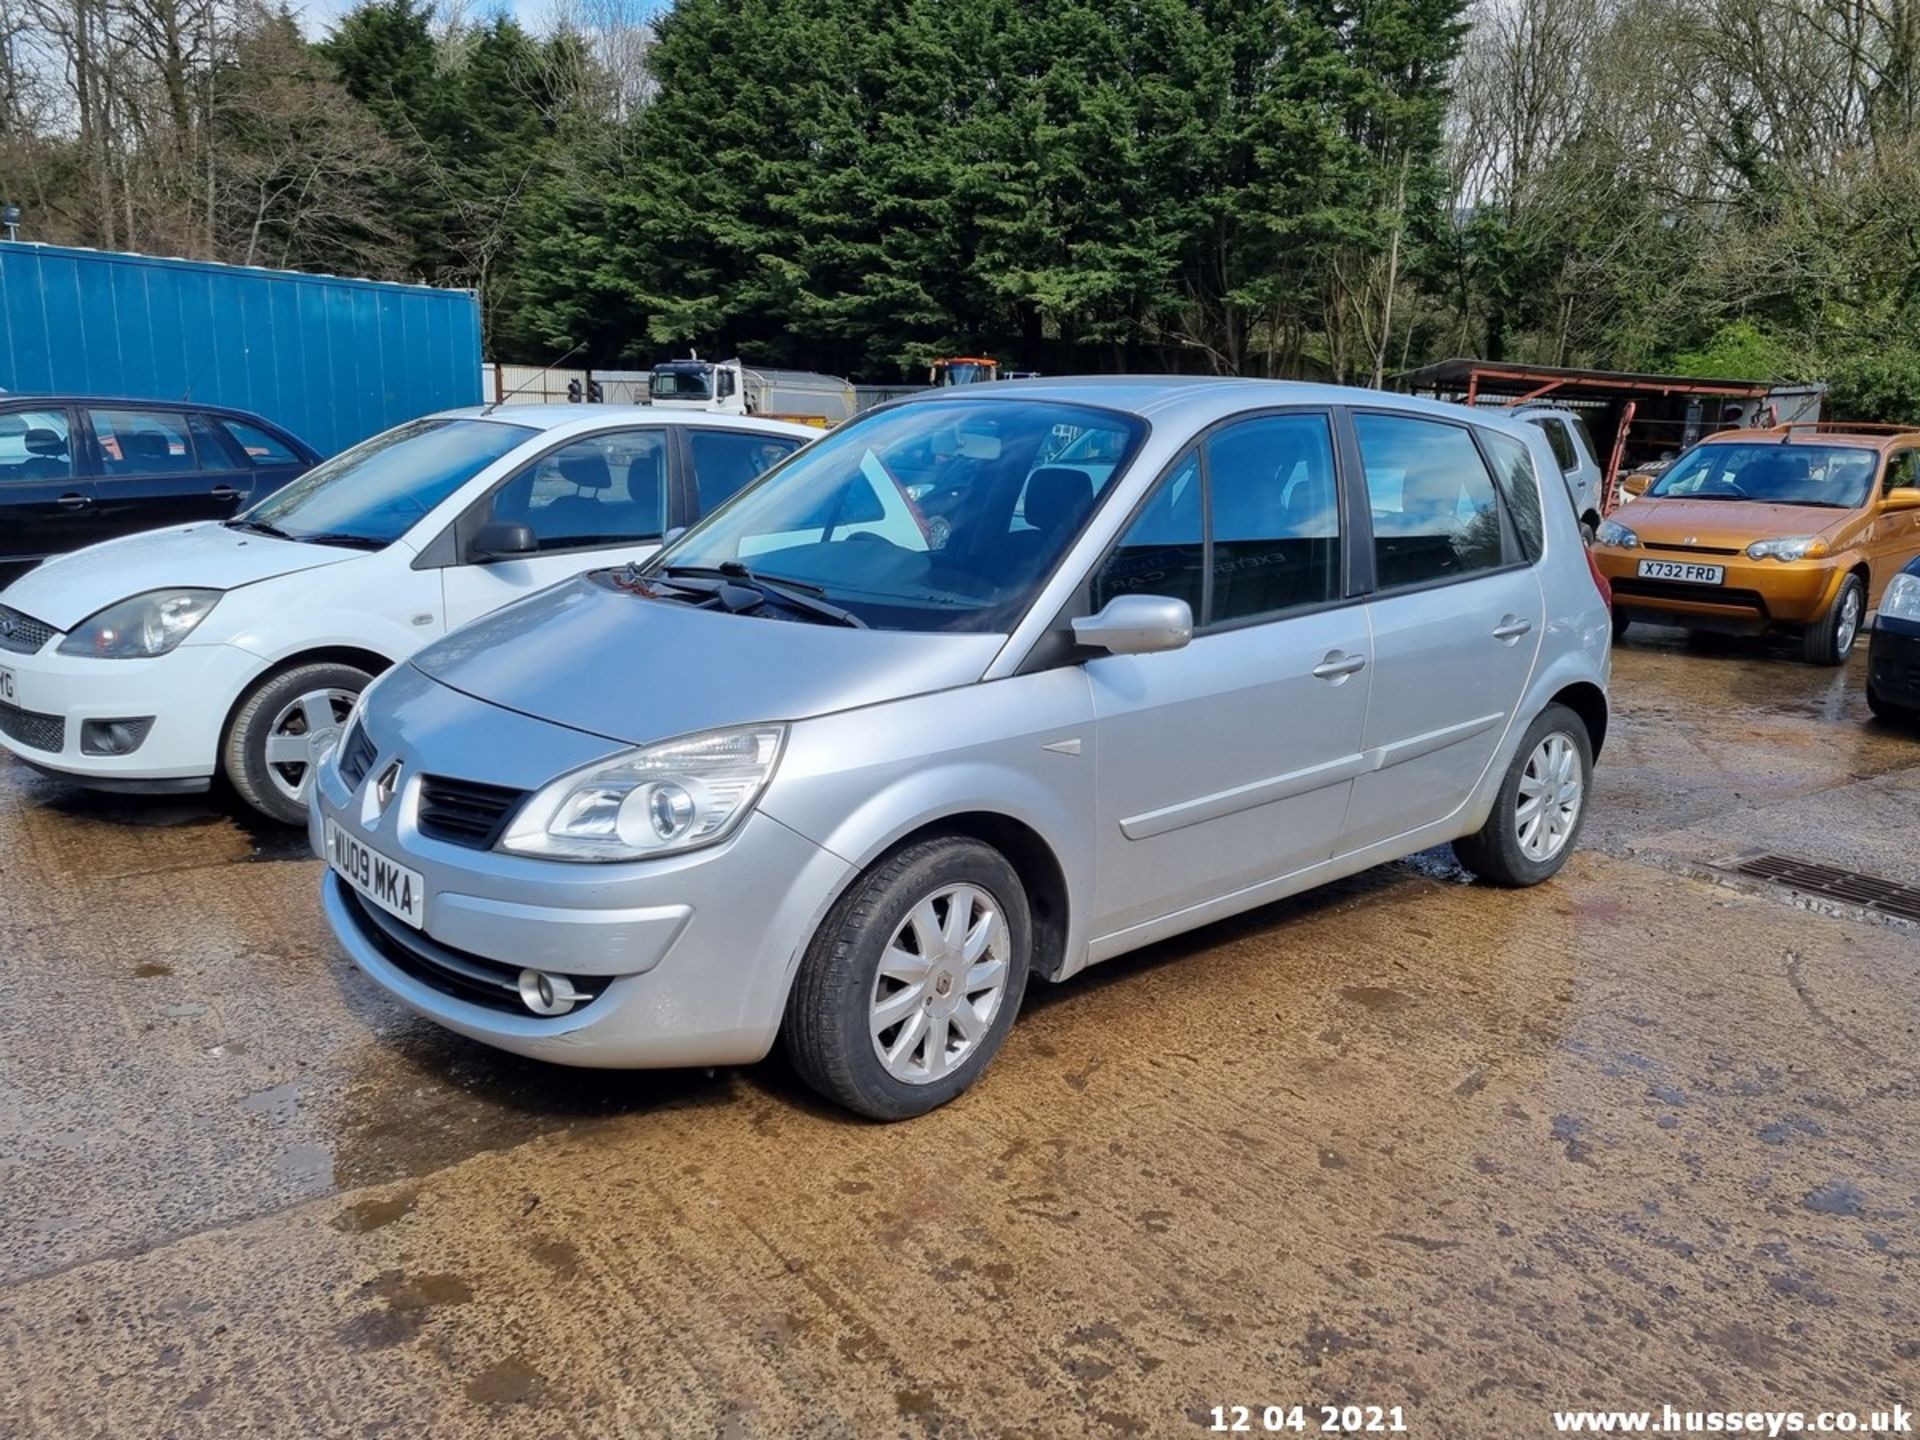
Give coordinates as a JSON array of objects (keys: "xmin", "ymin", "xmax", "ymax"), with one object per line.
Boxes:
[
  {"xmin": 471, "ymin": 520, "xmax": 536, "ymax": 562},
  {"xmin": 1621, "ymin": 473, "xmax": 1653, "ymax": 498},
  {"xmin": 1883, "ymin": 488, "xmax": 1920, "ymax": 512},
  {"xmin": 1071, "ymin": 594, "xmax": 1194, "ymax": 656}
]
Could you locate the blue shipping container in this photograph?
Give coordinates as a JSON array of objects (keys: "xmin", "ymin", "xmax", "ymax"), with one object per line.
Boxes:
[{"xmin": 0, "ymin": 243, "xmax": 483, "ymax": 456}]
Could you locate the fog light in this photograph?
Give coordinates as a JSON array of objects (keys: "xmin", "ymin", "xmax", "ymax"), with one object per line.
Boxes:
[
  {"xmin": 517, "ymin": 968, "xmax": 586, "ymax": 1017},
  {"xmin": 81, "ymin": 717, "xmax": 155, "ymax": 756}
]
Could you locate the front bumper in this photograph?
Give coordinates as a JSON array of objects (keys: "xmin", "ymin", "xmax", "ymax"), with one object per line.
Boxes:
[
  {"xmin": 0, "ymin": 640, "xmax": 263, "ymax": 783},
  {"xmin": 1868, "ymin": 622, "xmax": 1920, "ymax": 710},
  {"xmin": 1595, "ymin": 550, "xmax": 1842, "ymax": 631},
  {"xmin": 313, "ymin": 761, "xmax": 856, "ymax": 1070}
]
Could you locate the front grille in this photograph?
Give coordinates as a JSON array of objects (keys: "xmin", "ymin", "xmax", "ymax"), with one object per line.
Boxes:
[
  {"xmin": 1612, "ymin": 579, "xmax": 1768, "ymax": 614},
  {"xmin": 1723, "ymin": 853, "xmax": 1920, "ymax": 924},
  {"xmin": 337, "ymin": 721, "xmax": 378, "ymax": 791},
  {"xmin": 0, "ymin": 700, "xmax": 64, "ymax": 752},
  {"xmin": 1643, "ymin": 541, "xmax": 1741, "ymax": 556},
  {"xmin": 0, "ymin": 607, "xmax": 56, "ymax": 655},
  {"xmin": 337, "ymin": 884, "xmax": 609, "ymax": 1016},
  {"xmin": 417, "ymin": 775, "xmax": 527, "ymax": 850}
]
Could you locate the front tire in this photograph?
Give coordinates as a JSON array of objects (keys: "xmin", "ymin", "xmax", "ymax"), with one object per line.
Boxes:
[
  {"xmin": 784, "ymin": 837, "xmax": 1031, "ymax": 1120},
  {"xmin": 1453, "ymin": 703, "xmax": 1594, "ymax": 887},
  {"xmin": 1804, "ymin": 574, "xmax": 1865, "ymax": 666},
  {"xmin": 223, "ymin": 662, "xmax": 371, "ymax": 825}
]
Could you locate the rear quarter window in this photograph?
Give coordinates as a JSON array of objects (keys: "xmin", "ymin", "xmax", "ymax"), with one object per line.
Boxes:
[
  {"xmin": 220, "ymin": 419, "xmax": 300, "ymax": 466},
  {"xmin": 1481, "ymin": 429, "xmax": 1547, "ymax": 562}
]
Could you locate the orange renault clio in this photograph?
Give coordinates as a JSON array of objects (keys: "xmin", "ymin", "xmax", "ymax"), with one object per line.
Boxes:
[{"xmin": 1596, "ymin": 423, "xmax": 1920, "ymax": 663}]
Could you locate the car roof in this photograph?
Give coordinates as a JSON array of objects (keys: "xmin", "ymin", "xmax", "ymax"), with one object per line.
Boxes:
[
  {"xmin": 1701, "ymin": 423, "xmax": 1920, "ymax": 453},
  {"xmin": 891, "ymin": 374, "xmax": 1533, "ymax": 436},
  {"xmin": 0, "ymin": 394, "xmax": 295, "ymax": 427},
  {"xmin": 430, "ymin": 404, "xmax": 818, "ymax": 437}
]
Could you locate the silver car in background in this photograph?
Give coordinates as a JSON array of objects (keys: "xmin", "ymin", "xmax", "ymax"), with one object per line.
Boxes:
[{"xmin": 312, "ymin": 379, "xmax": 1612, "ymax": 1120}]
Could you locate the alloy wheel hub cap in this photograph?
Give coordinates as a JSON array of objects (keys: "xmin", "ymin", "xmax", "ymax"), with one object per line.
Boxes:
[{"xmin": 868, "ymin": 883, "xmax": 1010, "ymax": 1085}]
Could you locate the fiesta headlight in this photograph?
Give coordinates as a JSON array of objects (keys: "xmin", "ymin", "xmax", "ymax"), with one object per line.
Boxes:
[
  {"xmin": 1595, "ymin": 519, "xmax": 1638, "ymax": 549},
  {"xmin": 1745, "ymin": 536, "xmax": 1829, "ymax": 561},
  {"xmin": 498, "ymin": 724, "xmax": 787, "ymax": 862},
  {"xmin": 1881, "ymin": 572, "xmax": 1920, "ymax": 623},
  {"xmin": 57, "ymin": 589, "xmax": 222, "ymax": 659}
]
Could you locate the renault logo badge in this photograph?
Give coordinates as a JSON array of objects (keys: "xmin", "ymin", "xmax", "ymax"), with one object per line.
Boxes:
[{"xmin": 373, "ymin": 761, "xmax": 402, "ymax": 813}]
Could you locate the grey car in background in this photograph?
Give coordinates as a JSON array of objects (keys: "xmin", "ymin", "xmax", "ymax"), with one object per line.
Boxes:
[{"xmin": 312, "ymin": 379, "xmax": 1612, "ymax": 1120}]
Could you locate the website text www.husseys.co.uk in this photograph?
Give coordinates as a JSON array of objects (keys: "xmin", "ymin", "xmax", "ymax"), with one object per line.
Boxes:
[{"xmin": 1551, "ymin": 1405, "xmax": 1911, "ymax": 1435}]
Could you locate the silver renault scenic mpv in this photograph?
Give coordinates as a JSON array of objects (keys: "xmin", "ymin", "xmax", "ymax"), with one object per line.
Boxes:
[{"xmin": 313, "ymin": 379, "xmax": 1612, "ymax": 1119}]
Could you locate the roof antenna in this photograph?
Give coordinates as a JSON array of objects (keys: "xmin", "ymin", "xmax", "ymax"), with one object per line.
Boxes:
[{"xmin": 484, "ymin": 340, "xmax": 587, "ymax": 414}]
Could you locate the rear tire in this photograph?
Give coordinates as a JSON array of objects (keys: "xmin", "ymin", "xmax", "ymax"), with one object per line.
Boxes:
[
  {"xmin": 784, "ymin": 837, "xmax": 1031, "ymax": 1121},
  {"xmin": 1803, "ymin": 574, "xmax": 1865, "ymax": 666},
  {"xmin": 223, "ymin": 662, "xmax": 372, "ymax": 825},
  {"xmin": 1452, "ymin": 703, "xmax": 1594, "ymax": 888}
]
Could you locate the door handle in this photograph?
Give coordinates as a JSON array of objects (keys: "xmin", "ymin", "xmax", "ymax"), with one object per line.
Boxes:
[
  {"xmin": 55, "ymin": 493, "xmax": 92, "ymax": 509},
  {"xmin": 1312, "ymin": 650, "xmax": 1367, "ymax": 681},
  {"xmin": 1492, "ymin": 616, "xmax": 1533, "ymax": 642},
  {"xmin": 209, "ymin": 485, "xmax": 243, "ymax": 502}
]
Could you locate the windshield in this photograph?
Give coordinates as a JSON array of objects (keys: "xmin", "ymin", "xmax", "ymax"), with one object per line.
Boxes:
[
  {"xmin": 1648, "ymin": 442, "xmax": 1878, "ymax": 508},
  {"xmin": 935, "ymin": 362, "xmax": 993, "ymax": 386},
  {"xmin": 644, "ymin": 399, "xmax": 1144, "ymax": 632},
  {"xmin": 240, "ymin": 418, "xmax": 532, "ymax": 546},
  {"xmin": 651, "ymin": 370, "xmax": 713, "ymax": 401}
]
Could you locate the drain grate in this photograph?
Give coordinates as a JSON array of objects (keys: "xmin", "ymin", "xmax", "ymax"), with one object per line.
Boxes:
[{"xmin": 1724, "ymin": 853, "xmax": 1920, "ymax": 923}]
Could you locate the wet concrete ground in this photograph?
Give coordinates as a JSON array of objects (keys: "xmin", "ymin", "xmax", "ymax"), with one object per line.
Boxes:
[{"xmin": 1, "ymin": 627, "xmax": 1917, "ymax": 1438}]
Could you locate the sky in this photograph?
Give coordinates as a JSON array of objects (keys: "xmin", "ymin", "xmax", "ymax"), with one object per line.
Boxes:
[{"xmin": 294, "ymin": 0, "xmax": 584, "ymax": 41}]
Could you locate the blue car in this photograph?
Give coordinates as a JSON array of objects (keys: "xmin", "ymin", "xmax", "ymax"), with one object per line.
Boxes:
[
  {"xmin": 1868, "ymin": 553, "xmax": 1920, "ymax": 725},
  {"xmin": 0, "ymin": 396, "xmax": 319, "ymax": 586}
]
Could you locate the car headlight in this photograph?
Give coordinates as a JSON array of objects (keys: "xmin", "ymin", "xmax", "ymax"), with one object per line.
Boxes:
[
  {"xmin": 1745, "ymin": 536, "xmax": 1829, "ymax": 561},
  {"xmin": 57, "ymin": 589, "xmax": 222, "ymax": 658},
  {"xmin": 1881, "ymin": 572, "xmax": 1920, "ymax": 623},
  {"xmin": 1595, "ymin": 519, "xmax": 1638, "ymax": 548},
  {"xmin": 498, "ymin": 724, "xmax": 787, "ymax": 862}
]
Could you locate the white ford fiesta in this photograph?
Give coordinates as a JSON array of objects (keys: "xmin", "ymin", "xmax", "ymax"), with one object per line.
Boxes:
[{"xmin": 0, "ymin": 405, "xmax": 814, "ymax": 821}]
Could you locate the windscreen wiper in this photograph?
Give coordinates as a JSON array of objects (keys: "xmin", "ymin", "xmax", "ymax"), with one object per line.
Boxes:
[
  {"xmin": 660, "ymin": 563, "xmax": 866, "ymax": 628},
  {"xmin": 226, "ymin": 517, "xmax": 293, "ymax": 539},
  {"xmin": 295, "ymin": 531, "xmax": 387, "ymax": 550}
]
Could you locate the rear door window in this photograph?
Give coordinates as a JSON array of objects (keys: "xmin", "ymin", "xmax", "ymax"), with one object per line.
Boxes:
[
  {"xmin": 688, "ymin": 429, "xmax": 803, "ymax": 517},
  {"xmin": 1354, "ymin": 413, "xmax": 1510, "ymax": 591},
  {"xmin": 89, "ymin": 409, "xmax": 198, "ymax": 475}
]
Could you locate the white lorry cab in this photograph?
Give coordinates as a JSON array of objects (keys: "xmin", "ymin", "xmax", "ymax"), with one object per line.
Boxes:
[{"xmin": 649, "ymin": 358, "xmax": 858, "ymax": 428}]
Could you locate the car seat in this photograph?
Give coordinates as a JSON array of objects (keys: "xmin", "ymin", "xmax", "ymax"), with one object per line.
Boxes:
[
  {"xmin": 536, "ymin": 448, "xmax": 614, "ymax": 542},
  {"xmin": 1004, "ymin": 466, "xmax": 1095, "ymax": 576},
  {"xmin": 120, "ymin": 429, "xmax": 182, "ymax": 470},
  {"xmin": 17, "ymin": 428, "xmax": 70, "ymax": 479}
]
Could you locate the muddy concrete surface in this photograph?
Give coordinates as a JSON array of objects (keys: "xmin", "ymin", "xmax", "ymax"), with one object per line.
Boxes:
[{"xmin": 2, "ymin": 626, "xmax": 1917, "ymax": 1438}]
